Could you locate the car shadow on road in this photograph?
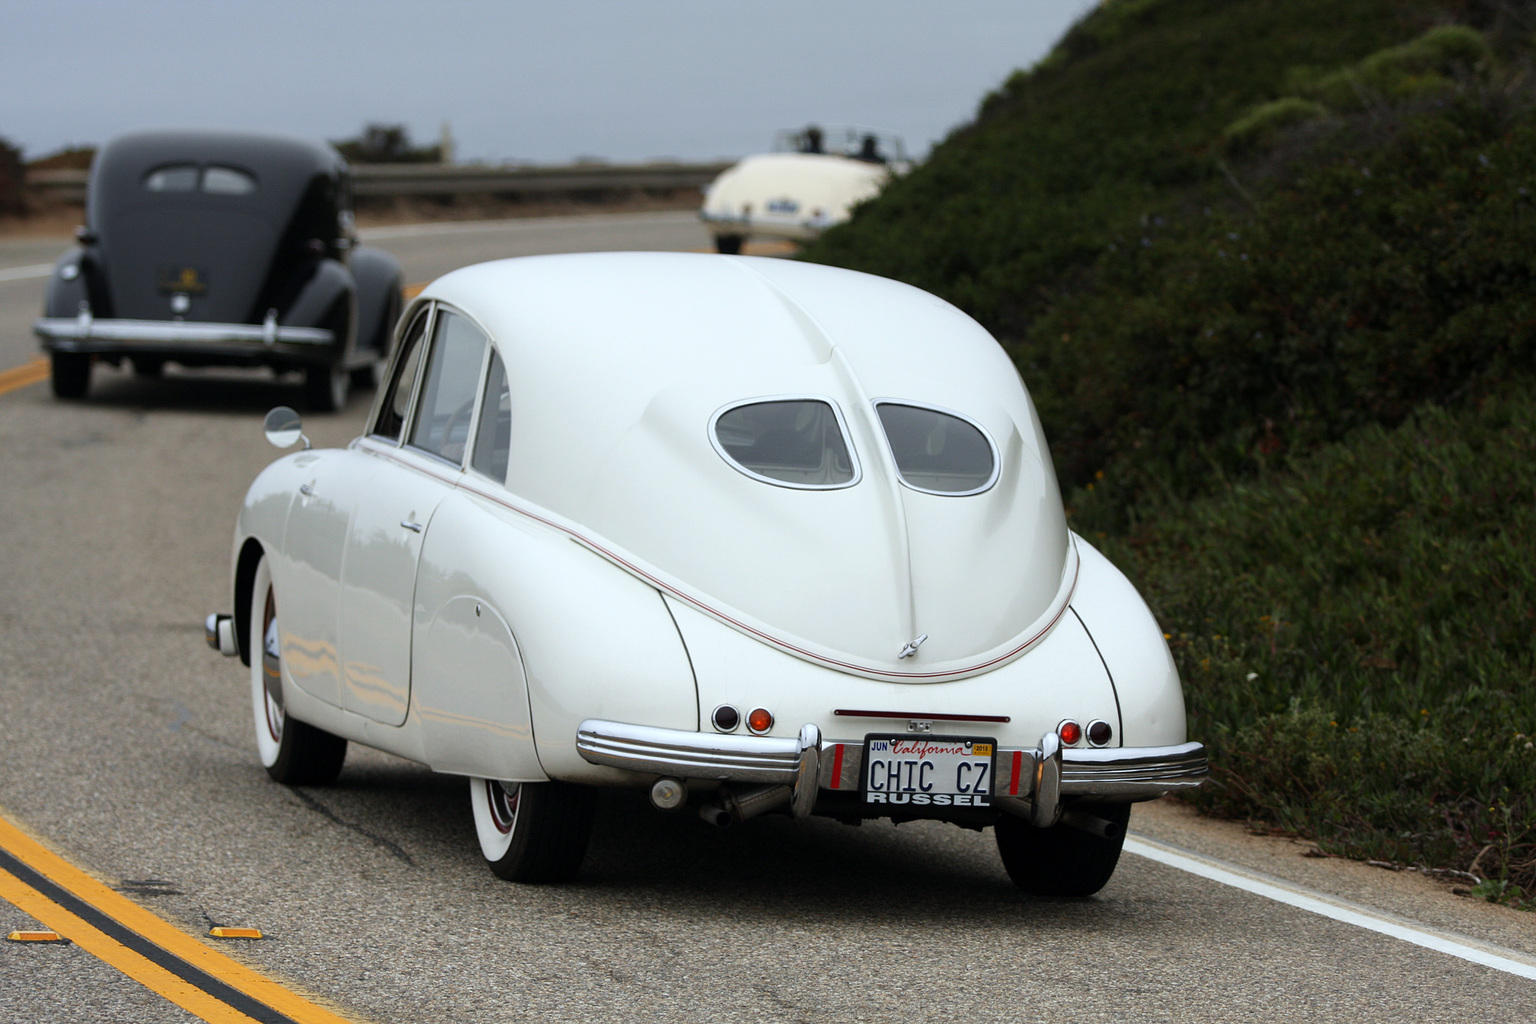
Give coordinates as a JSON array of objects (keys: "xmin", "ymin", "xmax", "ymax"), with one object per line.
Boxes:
[
  {"xmin": 278, "ymin": 760, "xmax": 1166, "ymax": 933},
  {"xmin": 71, "ymin": 365, "xmax": 377, "ymax": 416}
]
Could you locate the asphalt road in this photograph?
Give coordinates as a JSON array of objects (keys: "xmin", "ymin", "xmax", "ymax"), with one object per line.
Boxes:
[{"xmin": 1, "ymin": 212, "xmax": 1533, "ymax": 1023}]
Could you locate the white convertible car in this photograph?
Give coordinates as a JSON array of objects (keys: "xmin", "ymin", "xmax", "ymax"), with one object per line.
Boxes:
[
  {"xmin": 207, "ymin": 252, "xmax": 1206, "ymax": 894},
  {"xmin": 700, "ymin": 126, "xmax": 909, "ymax": 253}
]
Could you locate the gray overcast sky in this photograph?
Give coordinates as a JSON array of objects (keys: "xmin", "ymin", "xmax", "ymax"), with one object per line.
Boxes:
[{"xmin": 2, "ymin": 1, "xmax": 1096, "ymax": 164}]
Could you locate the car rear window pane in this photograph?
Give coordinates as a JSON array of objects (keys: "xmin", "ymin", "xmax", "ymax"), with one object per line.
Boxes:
[
  {"xmin": 714, "ymin": 400, "xmax": 855, "ymax": 487},
  {"xmin": 876, "ymin": 403, "xmax": 996, "ymax": 494},
  {"xmin": 202, "ymin": 166, "xmax": 256, "ymax": 194},
  {"xmin": 143, "ymin": 165, "xmax": 199, "ymax": 192}
]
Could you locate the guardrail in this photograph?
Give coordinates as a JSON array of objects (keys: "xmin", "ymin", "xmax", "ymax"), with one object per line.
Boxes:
[{"xmin": 26, "ymin": 161, "xmax": 734, "ymax": 205}]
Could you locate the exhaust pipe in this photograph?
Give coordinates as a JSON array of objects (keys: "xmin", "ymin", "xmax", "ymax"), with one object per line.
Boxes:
[
  {"xmin": 1060, "ymin": 807, "xmax": 1123, "ymax": 839},
  {"xmin": 698, "ymin": 784, "xmax": 792, "ymax": 827}
]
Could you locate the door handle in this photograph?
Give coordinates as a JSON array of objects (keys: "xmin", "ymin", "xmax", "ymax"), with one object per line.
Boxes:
[
  {"xmin": 400, "ymin": 520, "xmax": 423, "ymax": 533},
  {"xmin": 299, "ymin": 483, "xmax": 314, "ymax": 496}
]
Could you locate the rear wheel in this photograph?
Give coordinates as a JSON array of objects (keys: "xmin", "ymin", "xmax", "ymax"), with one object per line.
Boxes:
[
  {"xmin": 248, "ymin": 554, "xmax": 347, "ymax": 785},
  {"xmin": 714, "ymin": 234, "xmax": 744, "ymax": 255},
  {"xmin": 995, "ymin": 802, "xmax": 1131, "ymax": 896},
  {"xmin": 303, "ymin": 362, "xmax": 350, "ymax": 412},
  {"xmin": 50, "ymin": 351, "xmax": 91, "ymax": 399},
  {"xmin": 470, "ymin": 778, "xmax": 596, "ymax": 883},
  {"xmin": 131, "ymin": 356, "xmax": 164, "ymax": 378}
]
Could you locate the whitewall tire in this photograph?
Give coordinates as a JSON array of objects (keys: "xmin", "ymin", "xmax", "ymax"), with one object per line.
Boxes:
[
  {"xmin": 469, "ymin": 778, "xmax": 596, "ymax": 883},
  {"xmin": 248, "ymin": 553, "xmax": 347, "ymax": 785}
]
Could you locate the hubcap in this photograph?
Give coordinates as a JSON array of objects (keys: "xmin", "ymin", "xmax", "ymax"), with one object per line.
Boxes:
[
  {"xmin": 260, "ymin": 590, "xmax": 285, "ymax": 742},
  {"xmin": 485, "ymin": 780, "xmax": 519, "ymax": 835}
]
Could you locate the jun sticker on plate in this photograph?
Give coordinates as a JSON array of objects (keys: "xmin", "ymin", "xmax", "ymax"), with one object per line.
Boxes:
[{"xmin": 862, "ymin": 735, "xmax": 995, "ymax": 808}]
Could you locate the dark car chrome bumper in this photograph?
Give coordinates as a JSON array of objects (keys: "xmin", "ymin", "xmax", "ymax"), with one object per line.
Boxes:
[
  {"xmin": 575, "ymin": 718, "xmax": 1206, "ymax": 826},
  {"xmin": 35, "ymin": 311, "xmax": 333, "ymax": 354}
]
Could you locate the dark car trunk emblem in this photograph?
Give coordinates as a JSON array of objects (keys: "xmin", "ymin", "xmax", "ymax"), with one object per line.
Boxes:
[{"xmin": 158, "ymin": 266, "xmax": 207, "ymax": 294}]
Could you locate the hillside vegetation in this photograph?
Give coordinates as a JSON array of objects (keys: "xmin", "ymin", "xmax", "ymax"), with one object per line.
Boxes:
[{"xmin": 803, "ymin": 0, "xmax": 1536, "ymax": 902}]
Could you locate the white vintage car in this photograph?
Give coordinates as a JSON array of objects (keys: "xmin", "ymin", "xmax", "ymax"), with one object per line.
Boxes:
[
  {"xmin": 699, "ymin": 126, "xmax": 909, "ymax": 253},
  {"xmin": 206, "ymin": 252, "xmax": 1206, "ymax": 895}
]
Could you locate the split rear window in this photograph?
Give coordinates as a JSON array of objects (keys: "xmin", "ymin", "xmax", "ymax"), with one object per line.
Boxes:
[
  {"xmin": 712, "ymin": 399, "xmax": 858, "ymax": 488},
  {"xmin": 143, "ymin": 164, "xmax": 256, "ymax": 195},
  {"xmin": 875, "ymin": 402, "xmax": 997, "ymax": 494}
]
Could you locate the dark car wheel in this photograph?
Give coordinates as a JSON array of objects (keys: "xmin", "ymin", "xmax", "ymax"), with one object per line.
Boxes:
[
  {"xmin": 470, "ymin": 778, "xmax": 596, "ymax": 883},
  {"xmin": 715, "ymin": 235, "xmax": 744, "ymax": 255},
  {"xmin": 994, "ymin": 802, "xmax": 1131, "ymax": 897},
  {"xmin": 131, "ymin": 357, "xmax": 164, "ymax": 378},
  {"xmin": 50, "ymin": 351, "xmax": 91, "ymax": 399},
  {"xmin": 248, "ymin": 553, "xmax": 347, "ymax": 785},
  {"xmin": 303, "ymin": 362, "xmax": 350, "ymax": 413}
]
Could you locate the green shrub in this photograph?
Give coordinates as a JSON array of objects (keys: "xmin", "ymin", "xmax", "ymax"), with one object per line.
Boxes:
[
  {"xmin": 1087, "ymin": 392, "xmax": 1536, "ymax": 888},
  {"xmin": 1299, "ymin": 24, "xmax": 1491, "ymax": 107},
  {"xmin": 1221, "ymin": 96, "xmax": 1330, "ymax": 153}
]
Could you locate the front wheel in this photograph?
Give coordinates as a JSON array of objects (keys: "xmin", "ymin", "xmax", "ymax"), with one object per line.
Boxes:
[
  {"xmin": 248, "ymin": 554, "xmax": 347, "ymax": 785},
  {"xmin": 470, "ymin": 778, "xmax": 596, "ymax": 883},
  {"xmin": 995, "ymin": 802, "xmax": 1131, "ymax": 897},
  {"xmin": 50, "ymin": 351, "xmax": 91, "ymax": 399}
]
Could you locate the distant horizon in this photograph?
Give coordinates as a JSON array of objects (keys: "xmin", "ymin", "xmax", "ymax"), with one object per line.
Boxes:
[{"xmin": 2, "ymin": 1, "xmax": 1096, "ymax": 166}]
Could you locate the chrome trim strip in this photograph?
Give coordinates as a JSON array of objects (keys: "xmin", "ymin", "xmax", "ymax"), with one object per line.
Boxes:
[
  {"xmin": 576, "ymin": 719, "xmax": 804, "ymax": 784},
  {"xmin": 34, "ymin": 316, "xmax": 334, "ymax": 347}
]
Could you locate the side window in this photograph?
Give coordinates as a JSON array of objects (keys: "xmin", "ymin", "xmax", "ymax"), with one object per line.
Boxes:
[
  {"xmin": 408, "ymin": 310, "xmax": 489, "ymax": 465},
  {"xmin": 470, "ymin": 350, "xmax": 511, "ymax": 482},
  {"xmin": 373, "ymin": 308, "xmax": 431, "ymax": 441}
]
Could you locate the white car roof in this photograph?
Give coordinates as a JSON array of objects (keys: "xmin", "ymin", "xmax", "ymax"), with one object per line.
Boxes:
[{"xmin": 415, "ymin": 253, "xmax": 1070, "ymax": 679}]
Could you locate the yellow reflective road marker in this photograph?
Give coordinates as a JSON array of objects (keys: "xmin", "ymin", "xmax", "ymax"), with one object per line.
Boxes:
[
  {"xmin": 7, "ymin": 928, "xmax": 63, "ymax": 941},
  {"xmin": 0, "ymin": 811, "xmax": 360, "ymax": 1024},
  {"xmin": 209, "ymin": 927, "xmax": 264, "ymax": 940},
  {"xmin": 0, "ymin": 356, "xmax": 50, "ymax": 397}
]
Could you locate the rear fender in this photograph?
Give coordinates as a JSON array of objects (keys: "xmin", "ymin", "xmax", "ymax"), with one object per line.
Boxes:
[
  {"xmin": 350, "ymin": 246, "xmax": 404, "ymax": 358},
  {"xmin": 42, "ymin": 247, "xmax": 109, "ymax": 319},
  {"xmin": 281, "ymin": 258, "xmax": 355, "ymax": 357}
]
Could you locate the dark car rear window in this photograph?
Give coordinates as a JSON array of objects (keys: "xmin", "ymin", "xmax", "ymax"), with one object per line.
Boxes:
[{"xmin": 142, "ymin": 164, "xmax": 256, "ymax": 195}]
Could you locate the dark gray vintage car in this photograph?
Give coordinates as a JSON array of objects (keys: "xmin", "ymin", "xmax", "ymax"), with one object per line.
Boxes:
[{"xmin": 33, "ymin": 129, "xmax": 403, "ymax": 410}]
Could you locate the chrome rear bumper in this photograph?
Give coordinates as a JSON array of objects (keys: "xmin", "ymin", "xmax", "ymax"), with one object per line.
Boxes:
[
  {"xmin": 575, "ymin": 718, "xmax": 1207, "ymax": 826},
  {"xmin": 35, "ymin": 311, "xmax": 333, "ymax": 352}
]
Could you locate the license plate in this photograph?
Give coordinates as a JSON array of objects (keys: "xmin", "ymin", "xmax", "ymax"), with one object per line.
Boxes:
[{"xmin": 861, "ymin": 735, "xmax": 995, "ymax": 808}]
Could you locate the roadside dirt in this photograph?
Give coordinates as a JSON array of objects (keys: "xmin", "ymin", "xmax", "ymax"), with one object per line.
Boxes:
[{"xmin": 0, "ymin": 191, "xmax": 705, "ymax": 239}]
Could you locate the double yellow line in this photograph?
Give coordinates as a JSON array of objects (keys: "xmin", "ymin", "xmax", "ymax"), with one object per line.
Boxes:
[
  {"xmin": 0, "ymin": 356, "xmax": 49, "ymax": 397},
  {"xmin": 0, "ymin": 812, "xmax": 358, "ymax": 1024}
]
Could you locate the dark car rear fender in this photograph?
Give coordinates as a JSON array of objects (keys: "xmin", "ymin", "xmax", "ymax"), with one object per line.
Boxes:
[
  {"xmin": 44, "ymin": 247, "xmax": 109, "ymax": 320},
  {"xmin": 281, "ymin": 258, "xmax": 356, "ymax": 361},
  {"xmin": 350, "ymin": 246, "xmax": 404, "ymax": 358}
]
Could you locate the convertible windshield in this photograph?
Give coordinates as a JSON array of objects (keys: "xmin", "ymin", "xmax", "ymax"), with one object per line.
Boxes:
[
  {"xmin": 875, "ymin": 403, "xmax": 997, "ymax": 494},
  {"xmin": 713, "ymin": 399, "xmax": 857, "ymax": 488}
]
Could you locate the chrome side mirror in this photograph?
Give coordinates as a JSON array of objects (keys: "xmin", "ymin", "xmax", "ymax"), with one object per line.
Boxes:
[{"xmin": 263, "ymin": 406, "xmax": 310, "ymax": 449}]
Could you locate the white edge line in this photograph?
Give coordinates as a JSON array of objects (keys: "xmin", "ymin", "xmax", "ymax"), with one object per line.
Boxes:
[
  {"xmin": 0, "ymin": 263, "xmax": 55, "ymax": 283},
  {"xmin": 1124, "ymin": 836, "xmax": 1536, "ymax": 981}
]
